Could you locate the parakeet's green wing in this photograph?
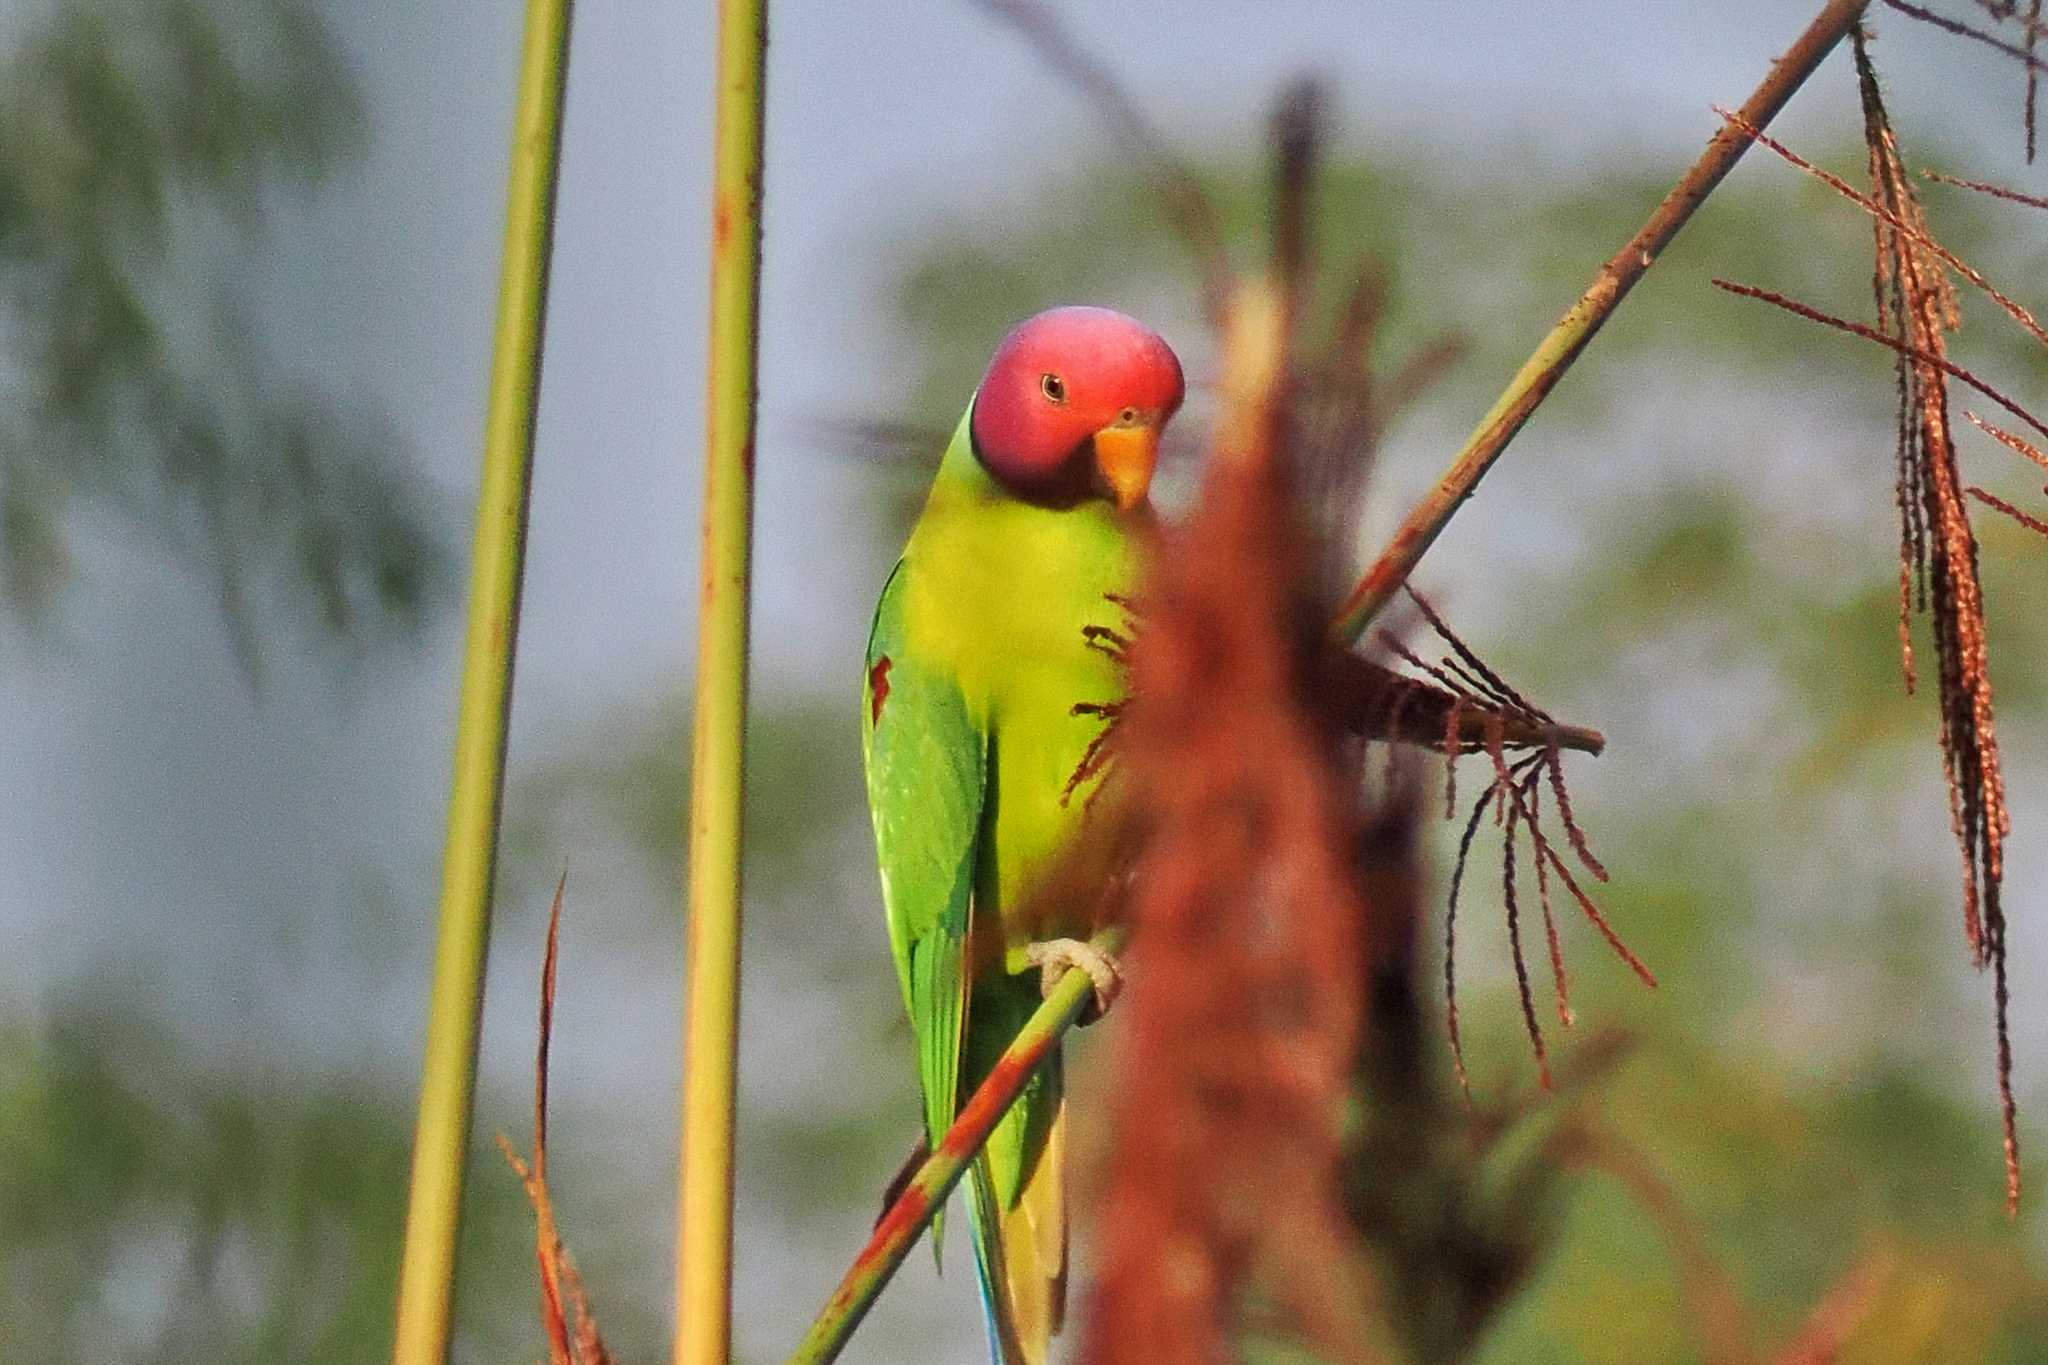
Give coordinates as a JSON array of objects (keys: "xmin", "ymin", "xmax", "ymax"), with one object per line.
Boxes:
[{"xmin": 861, "ymin": 558, "xmax": 985, "ymax": 1179}]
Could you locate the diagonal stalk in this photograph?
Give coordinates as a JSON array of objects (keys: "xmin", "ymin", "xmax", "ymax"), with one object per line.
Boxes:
[
  {"xmin": 676, "ymin": 0, "xmax": 768, "ymax": 1361},
  {"xmin": 786, "ymin": 927, "xmax": 1124, "ymax": 1365},
  {"xmin": 390, "ymin": 1, "xmax": 574, "ymax": 1361},
  {"xmin": 1331, "ymin": 0, "xmax": 1873, "ymax": 642}
]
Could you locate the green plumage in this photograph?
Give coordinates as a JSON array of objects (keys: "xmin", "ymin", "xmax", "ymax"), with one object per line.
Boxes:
[{"xmin": 861, "ymin": 409, "xmax": 1143, "ymax": 1354}]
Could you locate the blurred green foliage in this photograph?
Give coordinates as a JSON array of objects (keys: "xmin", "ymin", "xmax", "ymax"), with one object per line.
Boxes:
[
  {"xmin": 0, "ymin": 1003, "xmax": 536, "ymax": 1362},
  {"xmin": 0, "ymin": 0, "xmax": 448, "ymax": 664}
]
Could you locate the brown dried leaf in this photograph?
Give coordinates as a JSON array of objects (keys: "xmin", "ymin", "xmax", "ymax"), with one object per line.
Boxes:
[{"xmin": 497, "ymin": 874, "xmax": 613, "ymax": 1365}]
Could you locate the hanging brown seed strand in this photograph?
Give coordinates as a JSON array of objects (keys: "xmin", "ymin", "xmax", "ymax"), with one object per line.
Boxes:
[
  {"xmin": 1856, "ymin": 30, "xmax": 2019, "ymax": 1214},
  {"xmin": 1500, "ymin": 797, "xmax": 1552, "ymax": 1089}
]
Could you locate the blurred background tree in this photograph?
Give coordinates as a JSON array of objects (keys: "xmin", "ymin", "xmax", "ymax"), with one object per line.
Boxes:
[
  {"xmin": 0, "ymin": 2, "xmax": 474, "ymax": 1360},
  {"xmin": 4, "ymin": 2, "xmax": 2047, "ymax": 1362},
  {"xmin": 0, "ymin": 0, "xmax": 447, "ymax": 664}
]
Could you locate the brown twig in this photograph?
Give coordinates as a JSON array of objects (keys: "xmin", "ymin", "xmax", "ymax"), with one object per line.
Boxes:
[
  {"xmin": 1710, "ymin": 281, "xmax": 2048, "ymax": 443},
  {"xmin": 1881, "ymin": 0, "xmax": 2048, "ymax": 74},
  {"xmin": 1526, "ymin": 778, "xmax": 1576, "ymax": 1027},
  {"xmin": 1713, "ymin": 106, "xmax": 2048, "ymax": 350},
  {"xmin": 1443, "ymin": 786, "xmax": 1494, "ymax": 1096},
  {"xmin": 1970, "ymin": 485, "xmax": 2048, "ymax": 533},
  {"xmin": 1922, "ymin": 168, "xmax": 2048, "ymax": 210},
  {"xmin": 1331, "ymin": 0, "xmax": 1875, "ymax": 640},
  {"xmin": 1965, "ymin": 410, "xmax": 2048, "ymax": 472},
  {"xmin": 2028, "ymin": 0, "xmax": 2044, "ymax": 159},
  {"xmin": 1330, "ymin": 650, "xmax": 1607, "ymax": 757}
]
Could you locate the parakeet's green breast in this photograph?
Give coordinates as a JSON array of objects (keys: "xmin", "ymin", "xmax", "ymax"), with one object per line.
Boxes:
[{"xmin": 900, "ymin": 412, "xmax": 1145, "ymax": 951}]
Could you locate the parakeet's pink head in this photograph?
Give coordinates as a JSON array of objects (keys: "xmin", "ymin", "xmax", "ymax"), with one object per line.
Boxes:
[{"xmin": 968, "ymin": 306, "xmax": 1184, "ymax": 511}]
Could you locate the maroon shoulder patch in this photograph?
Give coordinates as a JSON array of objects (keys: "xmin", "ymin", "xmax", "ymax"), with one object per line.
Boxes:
[{"xmin": 868, "ymin": 656, "xmax": 892, "ymax": 727}]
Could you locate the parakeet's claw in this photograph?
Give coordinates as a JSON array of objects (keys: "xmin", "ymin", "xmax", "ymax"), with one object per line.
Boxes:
[{"xmin": 1024, "ymin": 938, "xmax": 1123, "ymax": 1024}]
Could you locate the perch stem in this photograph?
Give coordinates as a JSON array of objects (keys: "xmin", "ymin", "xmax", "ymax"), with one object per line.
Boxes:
[{"xmin": 786, "ymin": 926, "xmax": 1127, "ymax": 1365}]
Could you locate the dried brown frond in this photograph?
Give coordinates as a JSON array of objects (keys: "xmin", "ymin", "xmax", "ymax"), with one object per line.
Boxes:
[
  {"xmin": 1442, "ymin": 786, "xmax": 1492, "ymax": 1095},
  {"xmin": 1499, "ymin": 799, "xmax": 1552, "ymax": 1090},
  {"xmin": 1714, "ymin": 105, "xmax": 2048, "ymax": 350},
  {"xmin": 1923, "ymin": 167, "xmax": 2048, "ymax": 209},
  {"xmin": 1084, "ymin": 274, "xmax": 1385, "ymax": 1360},
  {"xmin": 1508, "ymin": 770, "xmax": 1657, "ymax": 987},
  {"xmin": 1524, "ymin": 779, "xmax": 1575, "ymax": 1028},
  {"xmin": 497, "ymin": 874, "xmax": 613, "ymax": 1365},
  {"xmin": 1359, "ymin": 591, "xmax": 1645, "ymax": 1084},
  {"xmin": 1085, "ymin": 96, "xmax": 1392, "ymax": 1362},
  {"xmin": 1437, "ymin": 744, "xmax": 1651, "ymax": 1091},
  {"xmin": 1856, "ymin": 34, "xmax": 2018, "ymax": 1213},
  {"xmin": 1327, "ymin": 649, "xmax": 1606, "ymax": 760},
  {"xmin": 1716, "ymin": 33, "xmax": 2021, "ymax": 1213}
]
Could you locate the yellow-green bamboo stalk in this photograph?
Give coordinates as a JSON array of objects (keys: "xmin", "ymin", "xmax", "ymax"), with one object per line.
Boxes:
[
  {"xmin": 677, "ymin": 1, "xmax": 767, "ymax": 1361},
  {"xmin": 1330, "ymin": 0, "xmax": 1871, "ymax": 642},
  {"xmin": 389, "ymin": 3, "xmax": 573, "ymax": 1362}
]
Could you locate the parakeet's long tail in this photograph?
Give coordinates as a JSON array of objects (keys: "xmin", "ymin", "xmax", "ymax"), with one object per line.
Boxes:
[{"xmin": 966, "ymin": 1100, "xmax": 1068, "ymax": 1365}]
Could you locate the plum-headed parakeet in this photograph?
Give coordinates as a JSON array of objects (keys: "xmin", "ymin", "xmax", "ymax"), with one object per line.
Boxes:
[{"xmin": 862, "ymin": 306, "xmax": 1184, "ymax": 1363}]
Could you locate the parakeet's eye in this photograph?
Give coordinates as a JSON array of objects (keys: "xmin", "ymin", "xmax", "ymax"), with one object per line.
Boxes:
[{"xmin": 1040, "ymin": 373, "xmax": 1065, "ymax": 403}]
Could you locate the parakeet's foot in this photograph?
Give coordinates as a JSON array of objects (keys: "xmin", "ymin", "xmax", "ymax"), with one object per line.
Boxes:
[{"xmin": 1024, "ymin": 937, "xmax": 1123, "ymax": 1024}]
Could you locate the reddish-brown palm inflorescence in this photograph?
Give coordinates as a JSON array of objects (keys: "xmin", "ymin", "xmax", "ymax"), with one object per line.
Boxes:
[
  {"xmin": 497, "ymin": 876, "xmax": 614, "ymax": 1365},
  {"xmin": 1713, "ymin": 20, "xmax": 2048, "ymax": 1214},
  {"xmin": 1376, "ymin": 592, "xmax": 1649, "ymax": 1095},
  {"xmin": 1082, "ymin": 84, "xmax": 1642, "ymax": 1360}
]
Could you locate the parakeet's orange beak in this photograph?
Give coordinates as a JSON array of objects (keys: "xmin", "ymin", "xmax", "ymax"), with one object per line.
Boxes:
[{"xmin": 1093, "ymin": 423, "xmax": 1159, "ymax": 510}]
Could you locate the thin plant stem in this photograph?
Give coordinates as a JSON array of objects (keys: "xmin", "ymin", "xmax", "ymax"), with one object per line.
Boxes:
[
  {"xmin": 390, "ymin": 1, "xmax": 574, "ymax": 1361},
  {"xmin": 1331, "ymin": 0, "xmax": 1873, "ymax": 642},
  {"xmin": 676, "ymin": 0, "xmax": 768, "ymax": 1361},
  {"xmin": 786, "ymin": 927, "xmax": 1127, "ymax": 1365}
]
